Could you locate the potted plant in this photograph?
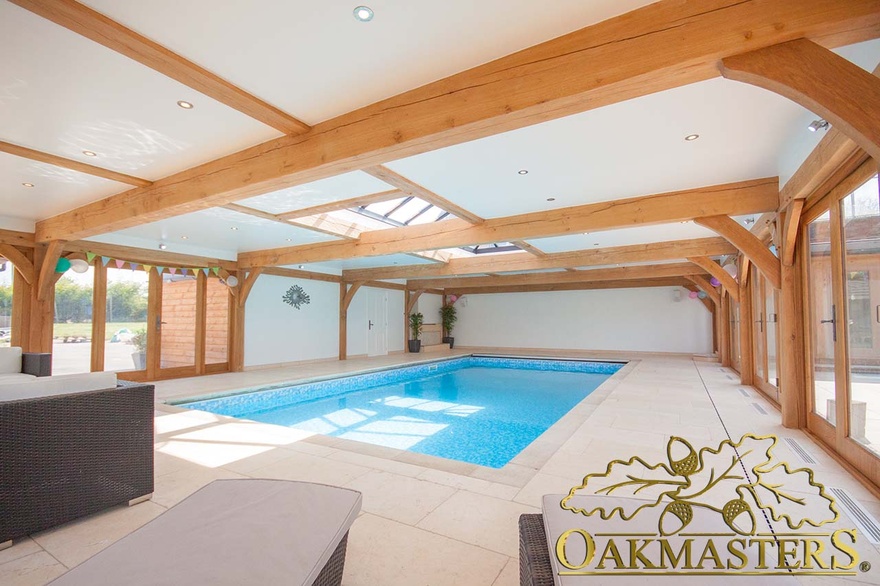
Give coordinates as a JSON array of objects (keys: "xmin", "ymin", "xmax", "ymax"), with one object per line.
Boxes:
[
  {"xmin": 440, "ymin": 304, "xmax": 457, "ymax": 349},
  {"xmin": 408, "ymin": 312, "xmax": 423, "ymax": 353},
  {"xmin": 130, "ymin": 328, "xmax": 147, "ymax": 370}
]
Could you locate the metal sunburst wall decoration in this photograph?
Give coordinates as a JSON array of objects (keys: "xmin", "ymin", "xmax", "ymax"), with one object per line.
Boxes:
[{"xmin": 282, "ymin": 285, "xmax": 310, "ymax": 310}]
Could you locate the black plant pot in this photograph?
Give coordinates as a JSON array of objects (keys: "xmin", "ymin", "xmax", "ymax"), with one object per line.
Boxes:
[
  {"xmin": 408, "ymin": 340, "xmax": 421, "ymax": 353},
  {"xmin": 442, "ymin": 336, "xmax": 455, "ymax": 349}
]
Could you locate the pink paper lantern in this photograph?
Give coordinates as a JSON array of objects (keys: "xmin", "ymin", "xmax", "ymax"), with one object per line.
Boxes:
[{"xmin": 688, "ymin": 291, "xmax": 699, "ymax": 299}]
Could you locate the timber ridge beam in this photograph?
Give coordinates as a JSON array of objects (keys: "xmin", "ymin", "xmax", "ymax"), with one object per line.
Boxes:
[
  {"xmin": 409, "ymin": 262, "xmax": 708, "ymax": 290},
  {"xmin": 343, "ymin": 237, "xmax": 737, "ymax": 281},
  {"xmin": 34, "ymin": 0, "xmax": 879, "ymax": 242},
  {"xmin": 239, "ymin": 178, "xmax": 778, "ymax": 268},
  {"xmin": 447, "ymin": 277, "xmax": 689, "ymax": 296}
]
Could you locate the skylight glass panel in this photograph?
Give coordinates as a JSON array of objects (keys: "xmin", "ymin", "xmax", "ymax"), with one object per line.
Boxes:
[
  {"xmin": 364, "ymin": 197, "xmax": 408, "ymax": 216},
  {"xmin": 387, "ymin": 197, "xmax": 429, "ymax": 223},
  {"xmin": 409, "ymin": 206, "xmax": 449, "ymax": 225}
]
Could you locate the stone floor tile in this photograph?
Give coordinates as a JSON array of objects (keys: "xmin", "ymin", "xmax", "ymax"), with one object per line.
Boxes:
[
  {"xmin": 0, "ymin": 552, "xmax": 67, "ymax": 586},
  {"xmin": 344, "ymin": 470, "xmax": 457, "ymax": 525}
]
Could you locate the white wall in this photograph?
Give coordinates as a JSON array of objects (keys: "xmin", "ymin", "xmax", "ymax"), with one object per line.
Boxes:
[
  {"xmin": 244, "ymin": 275, "xmax": 339, "ymax": 367},
  {"xmin": 416, "ymin": 293, "xmax": 443, "ymax": 325},
  {"xmin": 453, "ymin": 287, "xmax": 712, "ymax": 354}
]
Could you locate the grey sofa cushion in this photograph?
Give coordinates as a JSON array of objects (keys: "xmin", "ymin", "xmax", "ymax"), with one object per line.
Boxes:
[{"xmin": 0, "ymin": 372, "xmax": 118, "ymax": 401}]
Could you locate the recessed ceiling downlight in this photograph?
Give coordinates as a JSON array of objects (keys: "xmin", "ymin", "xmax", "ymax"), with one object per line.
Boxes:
[
  {"xmin": 684, "ymin": 134, "xmax": 700, "ymax": 141},
  {"xmin": 177, "ymin": 100, "xmax": 194, "ymax": 109},
  {"xmin": 158, "ymin": 243, "xmax": 167, "ymax": 250},
  {"xmin": 546, "ymin": 197, "xmax": 555, "ymax": 202},
  {"xmin": 22, "ymin": 182, "xmax": 34, "ymax": 188},
  {"xmin": 518, "ymin": 169, "xmax": 529, "ymax": 175},
  {"xmin": 353, "ymin": 5, "xmax": 374, "ymax": 21},
  {"xmin": 82, "ymin": 150, "xmax": 97, "ymax": 157}
]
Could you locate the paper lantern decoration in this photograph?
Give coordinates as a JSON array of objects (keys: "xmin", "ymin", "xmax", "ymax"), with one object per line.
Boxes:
[
  {"xmin": 697, "ymin": 291, "xmax": 708, "ymax": 299},
  {"xmin": 69, "ymin": 259, "xmax": 90, "ymax": 273},
  {"xmin": 688, "ymin": 291, "xmax": 699, "ymax": 299},
  {"xmin": 709, "ymin": 277, "xmax": 721, "ymax": 287},
  {"xmin": 723, "ymin": 263, "xmax": 737, "ymax": 278},
  {"xmin": 54, "ymin": 257, "xmax": 71, "ymax": 273},
  {"xmin": 449, "ymin": 294, "xmax": 458, "ymax": 303},
  {"xmin": 225, "ymin": 275, "xmax": 239, "ymax": 288}
]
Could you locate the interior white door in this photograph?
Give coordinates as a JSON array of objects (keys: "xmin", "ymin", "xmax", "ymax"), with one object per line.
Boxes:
[{"xmin": 366, "ymin": 288, "xmax": 388, "ymax": 357}]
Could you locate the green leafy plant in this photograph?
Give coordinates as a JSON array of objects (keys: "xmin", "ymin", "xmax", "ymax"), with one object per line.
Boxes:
[
  {"xmin": 131, "ymin": 328, "xmax": 148, "ymax": 352},
  {"xmin": 439, "ymin": 304, "xmax": 457, "ymax": 336},
  {"xmin": 409, "ymin": 312, "xmax": 424, "ymax": 340}
]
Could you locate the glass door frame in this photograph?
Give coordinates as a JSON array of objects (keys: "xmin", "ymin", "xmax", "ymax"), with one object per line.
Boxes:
[{"xmin": 802, "ymin": 186, "xmax": 878, "ymax": 481}]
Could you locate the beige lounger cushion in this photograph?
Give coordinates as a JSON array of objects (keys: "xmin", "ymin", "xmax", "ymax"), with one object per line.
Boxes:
[
  {"xmin": 0, "ymin": 346, "xmax": 22, "ymax": 375},
  {"xmin": 0, "ymin": 372, "xmax": 118, "ymax": 401},
  {"xmin": 50, "ymin": 479, "xmax": 362, "ymax": 586}
]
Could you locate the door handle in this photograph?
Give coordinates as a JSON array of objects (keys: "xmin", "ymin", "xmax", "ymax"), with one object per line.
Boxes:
[
  {"xmin": 820, "ymin": 304, "xmax": 836, "ymax": 342},
  {"xmin": 368, "ymin": 320, "xmax": 374, "ymax": 330}
]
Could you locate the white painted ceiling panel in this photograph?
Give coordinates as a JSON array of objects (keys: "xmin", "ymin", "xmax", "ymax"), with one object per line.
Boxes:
[
  {"xmin": 0, "ymin": 151, "xmax": 128, "ymax": 220},
  {"xmin": 90, "ymin": 208, "xmax": 340, "ymax": 257},
  {"xmin": 0, "ymin": 2, "xmax": 278, "ymax": 185},
  {"xmin": 80, "ymin": 0, "xmax": 657, "ymax": 125},
  {"xmin": 236, "ymin": 172, "xmax": 393, "ymax": 214},
  {"xmin": 525, "ymin": 220, "xmax": 759, "ymax": 254},
  {"xmin": 385, "ymin": 77, "xmax": 805, "ymax": 219}
]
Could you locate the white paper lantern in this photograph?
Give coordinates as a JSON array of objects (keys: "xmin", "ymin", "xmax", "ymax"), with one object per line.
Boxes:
[
  {"xmin": 224, "ymin": 275, "xmax": 239, "ymax": 288},
  {"xmin": 723, "ymin": 263, "xmax": 737, "ymax": 279},
  {"xmin": 69, "ymin": 258, "xmax": 90, "ymax": 273}
]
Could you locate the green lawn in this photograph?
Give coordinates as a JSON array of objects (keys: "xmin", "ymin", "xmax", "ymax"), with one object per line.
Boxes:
[{"xmin": 53, "ymin": 322, "xmax": 146, "ymax": 341}]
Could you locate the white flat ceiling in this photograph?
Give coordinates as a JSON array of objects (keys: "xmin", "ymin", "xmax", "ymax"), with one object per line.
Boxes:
[
  {"xmin": 0, "ymin": 1, "xmax": 279, "ymax": 219},
  {"xmin": 0, "ymin": 151, "xmax": 127, "ymax": 220},
  {"xmin": 90, "ymin": 207, "xmax": 340, "ymax": 259},
  {"xmin": 307, "ymin": 253, "xmax": 440, "ymax": 271},
  {"xmin": 385, "ymin": 77, "xmax": 805, "ymax": 219},
  {"xmin": 80, "ymin": 0, "xmax": 657, "ymax": 125},
  {"xmin": 237, "ymin": 171, "xmax": 393, "ymax": 214}
]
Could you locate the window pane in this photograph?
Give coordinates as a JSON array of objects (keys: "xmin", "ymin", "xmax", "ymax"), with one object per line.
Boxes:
[
  {"xmin": 730, "ymin": 300, "xmax": 740, "ymax": 372},
  {"xmin": 842, "ymin": 176, "xmax": 880, "ymax": 452},
  {"xmin": 409, "ymin": 206, "xmax": 449, "ymax": 225},
  {"xmin": 753, "ymin": 268, "xmax": 764, "ymax": 382},
  {"xmin": 0, "ymin": 262, "xmax": 12, "ymax": 348},
  {"xmin": 206, "ymin": 277, "xmax": 229, "ymax": 365},
  {"xmin": 361, "ymin": 197, "xmax": 407, "ymax": 216},
  {"xmin": 105, "ymin": 268, "xmax": 149, "ymax": 372},
  {"xmin": 808, "ymin": 210, "xmax": 835, "ymax": 423},
  {"xmin": 52, "ymin": 268, "xmax": 95, "ymax": 375},
  {"xmin": 765, "ymin": 281, "xmax": 778, "ymax": 389},
  {"xmin": 387, "ymin": 198, "xmax": 429, "ymax": 224}
]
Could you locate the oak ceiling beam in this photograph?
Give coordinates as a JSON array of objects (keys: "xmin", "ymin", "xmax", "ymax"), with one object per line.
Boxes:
[
  {"xmin": 0, "ymin": 229, "xmax": 35, "ymax": 248},
  {"xmin": 10, "ymin": 0, "xmax": 309, "ymax": 135},
  {"xmin": 781, "ymin": 199, "xmax": 805, "ymax": 267},
  {"xmin": 695, "ymin": 215, "xmax": 781, "ymax": 289},
  {"xmin": 37, "ymin": 240, "xmax": 64, "ymax": 301},
  {"xmin": 722, "ymin": 39, "xmax": 880, "ymax": 163},
  {"xmin": 409, "ymin": 262, "xmax": 706, "ymax": 291},
  {"xmin": 0, "ymin": 141, "xmax": 152, "ymax": 187},
  {"xmin": 686, "ymin": 275, "xmax": 721, "ymax": 306},
  {"xmin": 239, "ymin": 178, "xmax": 777, "ymax": 268},
  {"xmin": 450, "ymin": 277, "xmax": 689, "ymax": 296},
  {"xmin": 35, "ymin": 0, "xmax": 878, "ymax": 243},
  {"xmin": 362, "ymin": 166, "xmax": 484, "ymax": 224},
  {"xmin": 342, "ymin": 237, "xmax": 737, "ymax": 281},
  {"xmin": 276, "ymin": 190, "xmax": 403, "ymax": 221},
  {"xmin": 513, "ymin": 241, "xmax": 547, "ymax": 257},
  {"xmin": 261, "ymin": 266, "xmax": 340, "ymax": 283},
  {"xmin": 0, "ymin": 244, "xmax": 35, "ymax": 284},
  {"xmin": 686, "ymin": 256, "xmax": 739, "ymax": 303}
]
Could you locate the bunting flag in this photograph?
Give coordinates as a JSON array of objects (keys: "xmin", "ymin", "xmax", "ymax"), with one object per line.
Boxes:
[
  {"xmin": 115, "ymin": 259, "xmax": 125, "ymax": 269},
  {"xmin": 86, "ymin": 252, "xmax": 96, "ymax": 263},
  {"xmin": 156, "ymin": 266, "xmax": 165, "ymax": 275},
  {"xmin": 101, "ymin": 256, "xmax": 111, "ymax": 267},
  {"xmin": 211, "ymin": 267, "xmax": 220, "ymax": 276},
  {"xmin": 169, "ymin": 267, "xmax": 177, "ymax": 275},
  {"xmin": 180, "ymin": 268, "xmax": 188, "ymax": 276},
  {"xmin": 130, "ymin": 263, "xmax": 139, "ymax": 272},
  {"xmin": 202, "ymin": 268, "xmax": 210, "ymax": 276},
  {"xmin": 142, "ymin": 265, "xmax": 152, "ymax": 273}
]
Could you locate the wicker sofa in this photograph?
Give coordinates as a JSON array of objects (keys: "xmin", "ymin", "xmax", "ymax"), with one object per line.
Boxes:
[{"xmin": 0, "ymin": 377, "xmax": 155, "ymax": 545}]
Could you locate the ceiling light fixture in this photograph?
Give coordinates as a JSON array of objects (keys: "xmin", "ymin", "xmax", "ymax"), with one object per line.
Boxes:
[
  {"xmin": 177, "ymin": 100, "xmax": 194, "ymax": 109},
  {"xmin": 230, "ymin": 227, "xmax": 239, "ymax": 231},
  {"xmin": 684, "ymin": 134, "xmax": 700, "ymax": 141},
  {"xmin": 546, "ymin": 197, "xmax": 555, "ymax": 202},
  {"xmin": 158, "ymin": 243, "xmax": 167, "ymax": 250},
  {"xmin": 518, "ymin": 169, "xmax": 529, "ymax": 175},
  {"xmin": 808, "ymin": 119, "xmax": 829, "ymax": 132},
  {"xmin": 22, "ymin": 182, "xmax": 34, "ymax": 188},
  {"xmin": 82, "ymin": 150, "xmax": 97, "ymax": 157},
  {"xmin": 353, "ymin": 5, "xmax": 374, "ymax": 21},
  {"xmin": 181, "ymin": 236, "xmax": 188, "ymax": 240},
  {"xmin": 286, "ymin": 238, "xmax": 292, "ymax": 242},
  {"xmin": 298, "ymin": 265, "xmax": 305, "ymax": 269}
]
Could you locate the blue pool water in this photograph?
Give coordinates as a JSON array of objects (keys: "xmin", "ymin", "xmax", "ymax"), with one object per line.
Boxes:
[{"xmin": 179, "ymin": 356, "xmax": 623, "ymax": 468}]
